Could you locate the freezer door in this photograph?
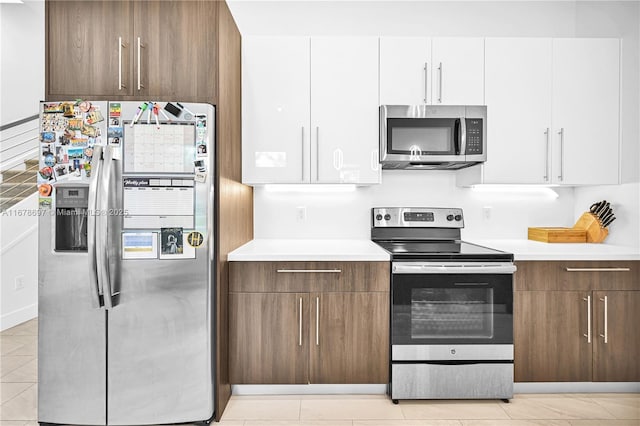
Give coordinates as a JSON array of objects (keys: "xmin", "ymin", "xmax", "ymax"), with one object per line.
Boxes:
[
  {"xmin": 107, "ymin": 101, "xmax": 214, "ymax": 425},
  {"xmin": 38, "ymin": 203, "xmax": 106, "ymax": 425}
]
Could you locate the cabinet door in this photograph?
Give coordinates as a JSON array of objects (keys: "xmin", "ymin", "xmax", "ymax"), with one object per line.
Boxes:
[
  {"xmin": 593, "ymin": 291, "xmax": 640, "ymax": 382},
  {"xmin": 431, "ymin": 38, "xmax": 484, "ymax": 105},
  {"xmin": 47, "ymin": 0, "xmax": 133, "ymax": 97},
  {"xmin": 309, "ymin": 292, "xmax": 389, "ymax": 384},
  {"xmin": 311, "ymin": 37, "xmax": 380, "ymax": 184},
  {"xmin": 229, "ymin": 292, "xmax": 308, "ymax": 384},
  {"xmin": 551, "ymin": 39, "xmax": 619, "ymax": 185},
  {"xmin": 483, "ymin": 38, "xmax": 553, "ymax": 184},
  {"xmin": 379, "ymin": 37, "xmax": 431, "ymax": 105},
  {"xmin": 514, "ymin": 291, "xmax": 592, "ymax": 382},
  {"xmin": 242, "ymin": 37, "xmax": 311, "ymax": 184},
  {"xmin": 133, "ymin": 0, "xmax": 217, "ymax": 102}
]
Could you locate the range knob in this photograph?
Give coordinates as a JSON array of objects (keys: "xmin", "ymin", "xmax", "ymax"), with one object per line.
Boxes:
[
  {"xmin": 446, "ymin": 214, "xmax": 454, "ymax": 221},
  {"xmin": 454, "ymin": 214, "xmax": 462, "ymax": 221},
  {"xmin": 384, "ymin": 214, "xmax": 391, "ymax": 220},
  {"xmin": 375, "ymin": 214, "xmax": 383, "ymax": 221}
]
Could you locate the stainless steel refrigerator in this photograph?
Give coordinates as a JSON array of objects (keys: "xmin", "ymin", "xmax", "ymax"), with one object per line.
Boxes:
[{"xmin": 37, "ymin": 100, "xmax": 216, "ymax": 425}]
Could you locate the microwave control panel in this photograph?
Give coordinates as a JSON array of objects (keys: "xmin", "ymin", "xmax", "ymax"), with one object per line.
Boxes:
[{"xmin": 465, "ymin": 119, "xmax": 483, "ymax": 155}]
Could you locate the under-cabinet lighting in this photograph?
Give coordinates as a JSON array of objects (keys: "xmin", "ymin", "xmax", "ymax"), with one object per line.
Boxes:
[
  {"xmin": 471, "ymin": 184, "xmax": 559, "ymax": 199},
  {"xmin": 264, "ymin": 184, "xmax": 357, "ymax": 193}
]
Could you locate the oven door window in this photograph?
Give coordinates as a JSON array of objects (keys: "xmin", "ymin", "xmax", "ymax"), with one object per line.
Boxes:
[
  {"xmin": 387, "ymin": 118, "xmax": 460, "ymax": 155},
  {"xmin": 393, "ymin": 273, "xmax": 513, "ymax": 345}
]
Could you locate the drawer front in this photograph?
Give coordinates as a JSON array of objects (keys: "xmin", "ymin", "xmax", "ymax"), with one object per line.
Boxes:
[
  {"xmin": 230, "ymin": 261, "xmax": 390, "ymax": 292},
  {"xmin": 515, "ymin": 261, "xmax": 639, "ymax": 291}
]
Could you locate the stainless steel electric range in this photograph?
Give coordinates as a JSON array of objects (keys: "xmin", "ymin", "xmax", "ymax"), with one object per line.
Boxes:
[{"xmin": 371, "ymin": 207, "xmax": 516, "ymax": 403}]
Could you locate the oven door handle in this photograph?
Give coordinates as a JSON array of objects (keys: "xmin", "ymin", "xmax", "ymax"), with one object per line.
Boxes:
[{"xmin": 392, "ymin": 263, "xmax": 517, "ymax": 274}]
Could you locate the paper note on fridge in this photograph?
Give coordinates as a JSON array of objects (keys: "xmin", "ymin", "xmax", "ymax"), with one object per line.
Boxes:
[
  {"xmin": 123, "ymin": 177, "xmax": 195, "ymax": 229},
  {"xmin": 123, "ymin": 123, "xmax": 195, "ymax": 174}
]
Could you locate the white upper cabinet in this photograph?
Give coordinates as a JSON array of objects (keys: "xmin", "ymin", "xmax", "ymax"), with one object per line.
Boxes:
[
  {"xmin": 551, "ymin": 38, "xmax": 620, "ymax": 185},
  {"xmin": 242, "ymin": 37, "xmax": 311, "ymax": 184},
  {"xmin": 431, "ymin": 38, "xmax": 485, "ymax": 105},
  {"xmin": 380, "ymin": 37, "xmax": 484, "ymax": 106},
  {"xmin": 311, "ymin": 37, "xmax": 380, "ymax": 184},
  {"xmin": 481, "ymin": 38, "xmax": 553, "ymax": 184},
  {"xmin": 379, "ymin": 37, "xmax": 431, "ymax": 105},
  {"xmin": 242, "ymin": 36, "xmax": 380, "ymax": 185},
  {"xmin": 458, "ymin": 37, "xmax": 620, "ymax": 187}
]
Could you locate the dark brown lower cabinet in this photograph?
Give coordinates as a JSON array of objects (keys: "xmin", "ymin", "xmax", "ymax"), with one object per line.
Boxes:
[
  {"xmin": 229, "ymin": 292, "xmax": 308, "ymax": 384},
  {"xmin": 514, "ymin": 261, "xmax": 640, "ymax": 383},
  {"xmin": 514, "ymin": 291, "xmax": 592, "ymax": 382},
  {"xmin": 592, "ymin": 291, "xmax": 640, "ymax": 382},
  {"xmin": 309, "ymin": 292, "xmax": 389, "ymax": 384},
  {"xmin": 229, "ymin": 261, "xmax": 390, "ymax": 385}
]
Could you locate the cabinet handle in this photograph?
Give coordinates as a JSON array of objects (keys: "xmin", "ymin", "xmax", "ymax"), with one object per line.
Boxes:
[
  {"xmin": 557, "ymin": 128, "xmax": 564, "ymax": 181},
  {"xmin": 118, "ymin": 37, "xmax": 126, "ymax": 90},
  {"xmin": 315, "ymin": 296, "xmax": 320, "ymax": 346},
  {"xmin": 544, "ymin": 128, "xmax": 550, "ymax": 182},
  {"xmin": 566, "ymin": 268, "xmax": 630, "ymax": 272},
  {"xmin": 437, "ymin": 62, "xmax": 443, "ymax": 103},
  {"xmin": 333, "ymin": 149, "xmax": 343, "ymax": 170},
  {"xmin": 583, "ymin": 295, "xmax": 591, "ymax": 343},
  {"xmin": 599, "ymin": 296, "xmax": 608, "ymax": 344},
  {"xmin": 277, "ymin": 269, "xmax": 341, "ymax": 273},
  {"xmin": 137, "ymin": 37, "xmax": 145, "ymax": 90},
  {"xmin": 371, "ymin": 149, "xmax": 379, "ymax": 172},
  {"xmin": 316, "ymin": 126, "xmax": 320, "ymax": 181},
  {"xmin": 423, "ymin": 62, "xmax": 428, "ymax": 103},
  {"xmin": 301, "ymin": 126, "xmax": 305, "ymax": 182},
  {"xmin": 298, "ymin": 297, "xmax": 303, "ymax": 346}
]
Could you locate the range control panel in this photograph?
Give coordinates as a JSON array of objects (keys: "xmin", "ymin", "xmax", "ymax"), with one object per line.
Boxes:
[{"xmin": 372, "ymin": 207, "xmax": 464, "ymax": 228}]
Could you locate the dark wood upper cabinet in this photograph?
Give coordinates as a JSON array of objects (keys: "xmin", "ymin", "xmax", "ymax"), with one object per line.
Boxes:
[
  {"xmin": 132, "ymin": 0, "xmax": 217, "ymax": 102},
  {"xmin": 46, "ymin": 0, "xmax": 217, "ymax": 102},
  {"xmin": 47, "ymin": 0, "xmax": 134, "ymax": 97}
]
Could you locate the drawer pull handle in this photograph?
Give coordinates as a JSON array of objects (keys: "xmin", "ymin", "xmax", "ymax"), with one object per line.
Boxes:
[
  {"xmin": 565, "ymin": 268, "xmax": 630, "ymax": 272},
  {"xmin": 276, "ymin": 269, "xmax": 341, "ymax": 273}
]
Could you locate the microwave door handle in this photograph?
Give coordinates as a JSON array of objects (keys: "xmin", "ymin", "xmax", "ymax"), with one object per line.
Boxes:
[{"xmin": 459, "ymin": 117, "xmax": 467, "ymax": 156}]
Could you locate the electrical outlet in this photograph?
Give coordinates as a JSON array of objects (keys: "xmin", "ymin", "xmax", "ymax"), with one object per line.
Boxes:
[
  {"xmin": 296, "ymin": 206, "xmax": 307, "ymax": 222},
  {"xmin": 14, "ymin": 275, "xmax": 25, "ymax": 291},
  {"xmin": 483, "ymin": 206, "xmax": 492, "ymax": 221}
]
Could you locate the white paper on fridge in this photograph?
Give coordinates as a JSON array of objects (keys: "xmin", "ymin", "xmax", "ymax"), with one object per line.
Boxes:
[
  {"xmin": 123, "ymin": 123, "xmax": 195, "ymax": 174},
  {"xmin": 122, "ymin": 232, "xmax": 158, "ymax": 259},
  {"xmin": 122, "ymin": 177, "xmax": 195, "ymax": 229}
]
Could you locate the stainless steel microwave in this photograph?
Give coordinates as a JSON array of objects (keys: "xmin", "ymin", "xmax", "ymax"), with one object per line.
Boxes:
[{"xmin": 380, "ymin": 105, "xmax": 487, "ymax": 170}]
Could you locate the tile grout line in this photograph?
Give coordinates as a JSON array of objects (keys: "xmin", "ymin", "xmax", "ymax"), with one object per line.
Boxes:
[{"xmin": 0, "ymin": 382, "xmax": 36, "ymax": 422}]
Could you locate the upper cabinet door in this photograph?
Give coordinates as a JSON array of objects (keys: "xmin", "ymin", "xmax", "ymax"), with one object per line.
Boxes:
[
  {"xmin": 47, "ymin": 1, "xmax": 133, "ymax": 98},
  {"xmin": 133, "ymin": 0, "xmax": 217, "ymax": 102},
  {"xmin": 483, "ymin": 38, "xmax": 553, "ymax": 184},
  {"xmin": 431, "ymin": 38, "xmax": 484, "ymax": 105},
  {"xmin": 311, "ymin": 37, "xmax": 380, "ymax": 184},
  {"xmin": 379, "ymin": 37, "xmax": 431, "ymax": 105},
  {"xmin": 242, "ymin": 37, "xmax": 311, "ymax": 184},
  {"xmin": 551, "ymin": 39, "xmax": 620, "ymax": 185}
]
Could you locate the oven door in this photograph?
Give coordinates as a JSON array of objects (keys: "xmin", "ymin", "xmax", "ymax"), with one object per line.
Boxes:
[{"xmin": 391, "ymin": 262, "xmax": 515, "ymax": 349}]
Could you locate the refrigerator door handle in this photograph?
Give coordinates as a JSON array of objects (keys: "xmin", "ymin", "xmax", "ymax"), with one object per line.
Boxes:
[
  {"xmin": 88, "ymin": 145, "xmax": 104, "ymax": 308},
  {"xmin": 98, "ymin": 146, "xmax": 115, "ymax": 309}
]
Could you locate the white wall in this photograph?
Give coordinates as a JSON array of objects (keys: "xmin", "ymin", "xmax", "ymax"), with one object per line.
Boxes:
[
  {"xmin": 1, "ymin": 194, "xmax": 39, "ymax": 330},
  {"xmin": 254, "ymin": 172, "xmax": 575, "ymax": 240},
  {"xmin": 0, "ymin": 0, "xmax": 45, "ymax": 126},
  {"xmin": 231, "ymin": 1, "xmax": 640, "ymax": 245}
]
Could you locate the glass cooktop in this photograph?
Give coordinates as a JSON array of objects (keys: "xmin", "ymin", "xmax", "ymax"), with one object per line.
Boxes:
[{"xmin": 374, "ymin": 240, "xmax": 513, "ymax": 261}]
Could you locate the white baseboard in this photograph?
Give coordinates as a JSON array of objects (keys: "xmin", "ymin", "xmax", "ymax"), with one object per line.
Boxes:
[
  {"xmin": 0, "ymin": 303, "xmax": 37, "ymax": 331},
  {"xmin": 515, "ymin": 382, "xmax": 640, "ymax": 393},
  {"xmin": 232, "ymin": 384, "xmax": 387, "ymax": 395}
]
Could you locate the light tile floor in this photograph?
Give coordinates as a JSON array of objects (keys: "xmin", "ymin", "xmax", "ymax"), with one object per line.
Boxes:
[{"xmin": 1, "ymin": 319, "xmax": 639, "ymax": 426}]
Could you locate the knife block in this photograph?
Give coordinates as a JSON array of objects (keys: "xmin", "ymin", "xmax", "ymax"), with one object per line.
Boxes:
[{"xmin": 573, "ymin": 212, "xmax": 609, "ymax": 243}]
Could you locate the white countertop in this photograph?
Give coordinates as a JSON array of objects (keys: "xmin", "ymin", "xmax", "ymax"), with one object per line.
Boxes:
[
  {"xmin": 468, "ymin": 239, "xmax": 640, "ymax": 261},
  {"xmin": 228, "ymin": 239, "xmax": 391, "ymax": 261}
]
